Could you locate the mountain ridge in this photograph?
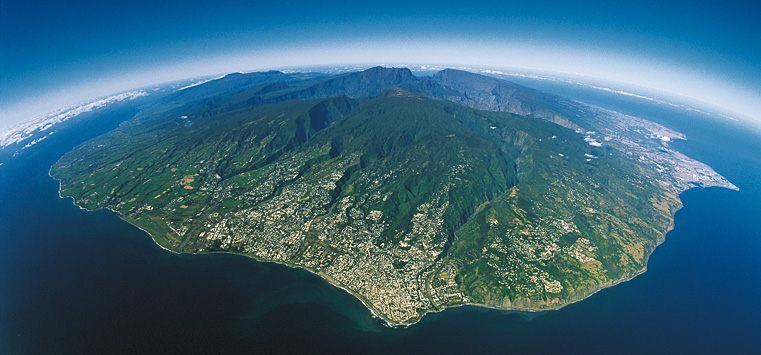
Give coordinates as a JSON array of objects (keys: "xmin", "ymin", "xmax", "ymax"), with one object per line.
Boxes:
[{"xmin": 50, "ymin": 67, "xmax": 736, "ymax": 324}]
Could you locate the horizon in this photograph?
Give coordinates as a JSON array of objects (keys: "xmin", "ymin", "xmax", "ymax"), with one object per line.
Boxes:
[
  {"xmin": 2, "ymin": 1, "xmax": 760, "ymax": 130},
  {"xmin": 2, "ymin": 63, "xmax": 755, "ymax": 133}
]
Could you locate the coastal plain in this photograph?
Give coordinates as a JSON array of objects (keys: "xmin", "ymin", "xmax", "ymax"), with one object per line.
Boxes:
[{"xmin": 51, "ymin": 68, "xmax": 736, "ymax": 324}]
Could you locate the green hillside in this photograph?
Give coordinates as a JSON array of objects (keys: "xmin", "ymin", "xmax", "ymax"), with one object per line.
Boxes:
[{"xmin": 51, "ymin": 68, "xmax": 710, "ymax": 324}]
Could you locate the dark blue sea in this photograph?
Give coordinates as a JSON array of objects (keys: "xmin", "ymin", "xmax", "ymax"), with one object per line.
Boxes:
[{"xmin": 1, "ymin": 86, "xmax": 760, "ymax": 354}]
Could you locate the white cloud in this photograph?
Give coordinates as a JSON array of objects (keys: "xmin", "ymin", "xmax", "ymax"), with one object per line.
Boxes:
[
  {"xmin": 3, "ymin": 38, "xmax": 760, "ymax": 130},
  {"xmin": 0, "ymin": 90, "xmax": 148, "ymax": 148}
]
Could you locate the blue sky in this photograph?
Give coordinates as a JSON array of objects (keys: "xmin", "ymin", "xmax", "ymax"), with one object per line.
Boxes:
[{"xmin": 2, "ymin": 0, "xmax": 760, "ymax": 128}]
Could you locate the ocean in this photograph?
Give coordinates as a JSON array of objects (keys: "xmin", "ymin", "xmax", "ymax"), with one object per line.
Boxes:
[{"xmin": 1, "ymin": 84, "xmax": 760, "ymax": 354}]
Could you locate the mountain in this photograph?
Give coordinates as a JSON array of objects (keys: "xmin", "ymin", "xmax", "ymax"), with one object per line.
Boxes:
[
  {"xmin": 416, "ymin": 69, "xmax": 585, "ymax": 129},
  {"xmin": 50, "ymin": 67, "xmax": 736, "ymax": 324}
]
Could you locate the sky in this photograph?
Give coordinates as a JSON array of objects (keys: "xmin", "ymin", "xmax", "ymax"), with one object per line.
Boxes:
[{"xmin": 2, "ymin": 0, "xmax": 760, "ymax": 129}]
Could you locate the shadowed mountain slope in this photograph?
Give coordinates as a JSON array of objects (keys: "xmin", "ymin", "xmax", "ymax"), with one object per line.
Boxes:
[{"xmin": 51, "ymin": 68, "xmax": 734, "ymax": 324}]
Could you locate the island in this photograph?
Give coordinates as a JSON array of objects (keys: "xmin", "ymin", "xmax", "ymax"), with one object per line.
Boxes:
[{"xmin": 50, "ymin": 67, "xmax": 737, "ymax": 325}]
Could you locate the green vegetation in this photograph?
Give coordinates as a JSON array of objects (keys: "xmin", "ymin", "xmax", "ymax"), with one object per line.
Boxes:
[{"xmin": 50, "ymin": 67, "xmax": 732, "ymax": 324}]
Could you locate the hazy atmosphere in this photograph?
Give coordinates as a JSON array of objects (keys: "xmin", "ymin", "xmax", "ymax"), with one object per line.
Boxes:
[
  {"xmin": 3, "ymin": 1, "xmax": 761, "ymax": 353},
  {"xmin": 2, "ymin": 0, "xmax": 760, "ymax": 128}
]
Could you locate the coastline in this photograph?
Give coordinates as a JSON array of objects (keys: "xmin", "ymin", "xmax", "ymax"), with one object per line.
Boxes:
[
  {"xmin": 105, "ymin": 213, "xmax": 669, "ymax": 327},
  {"xmin": 50, "ymin": 161, "xmax": 733, "ymax": 326}
]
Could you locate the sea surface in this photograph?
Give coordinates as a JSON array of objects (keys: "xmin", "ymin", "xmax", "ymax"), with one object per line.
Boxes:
[{"xmin": 1, "ymin": 84, "xmax": 760, "ymax": 354}]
